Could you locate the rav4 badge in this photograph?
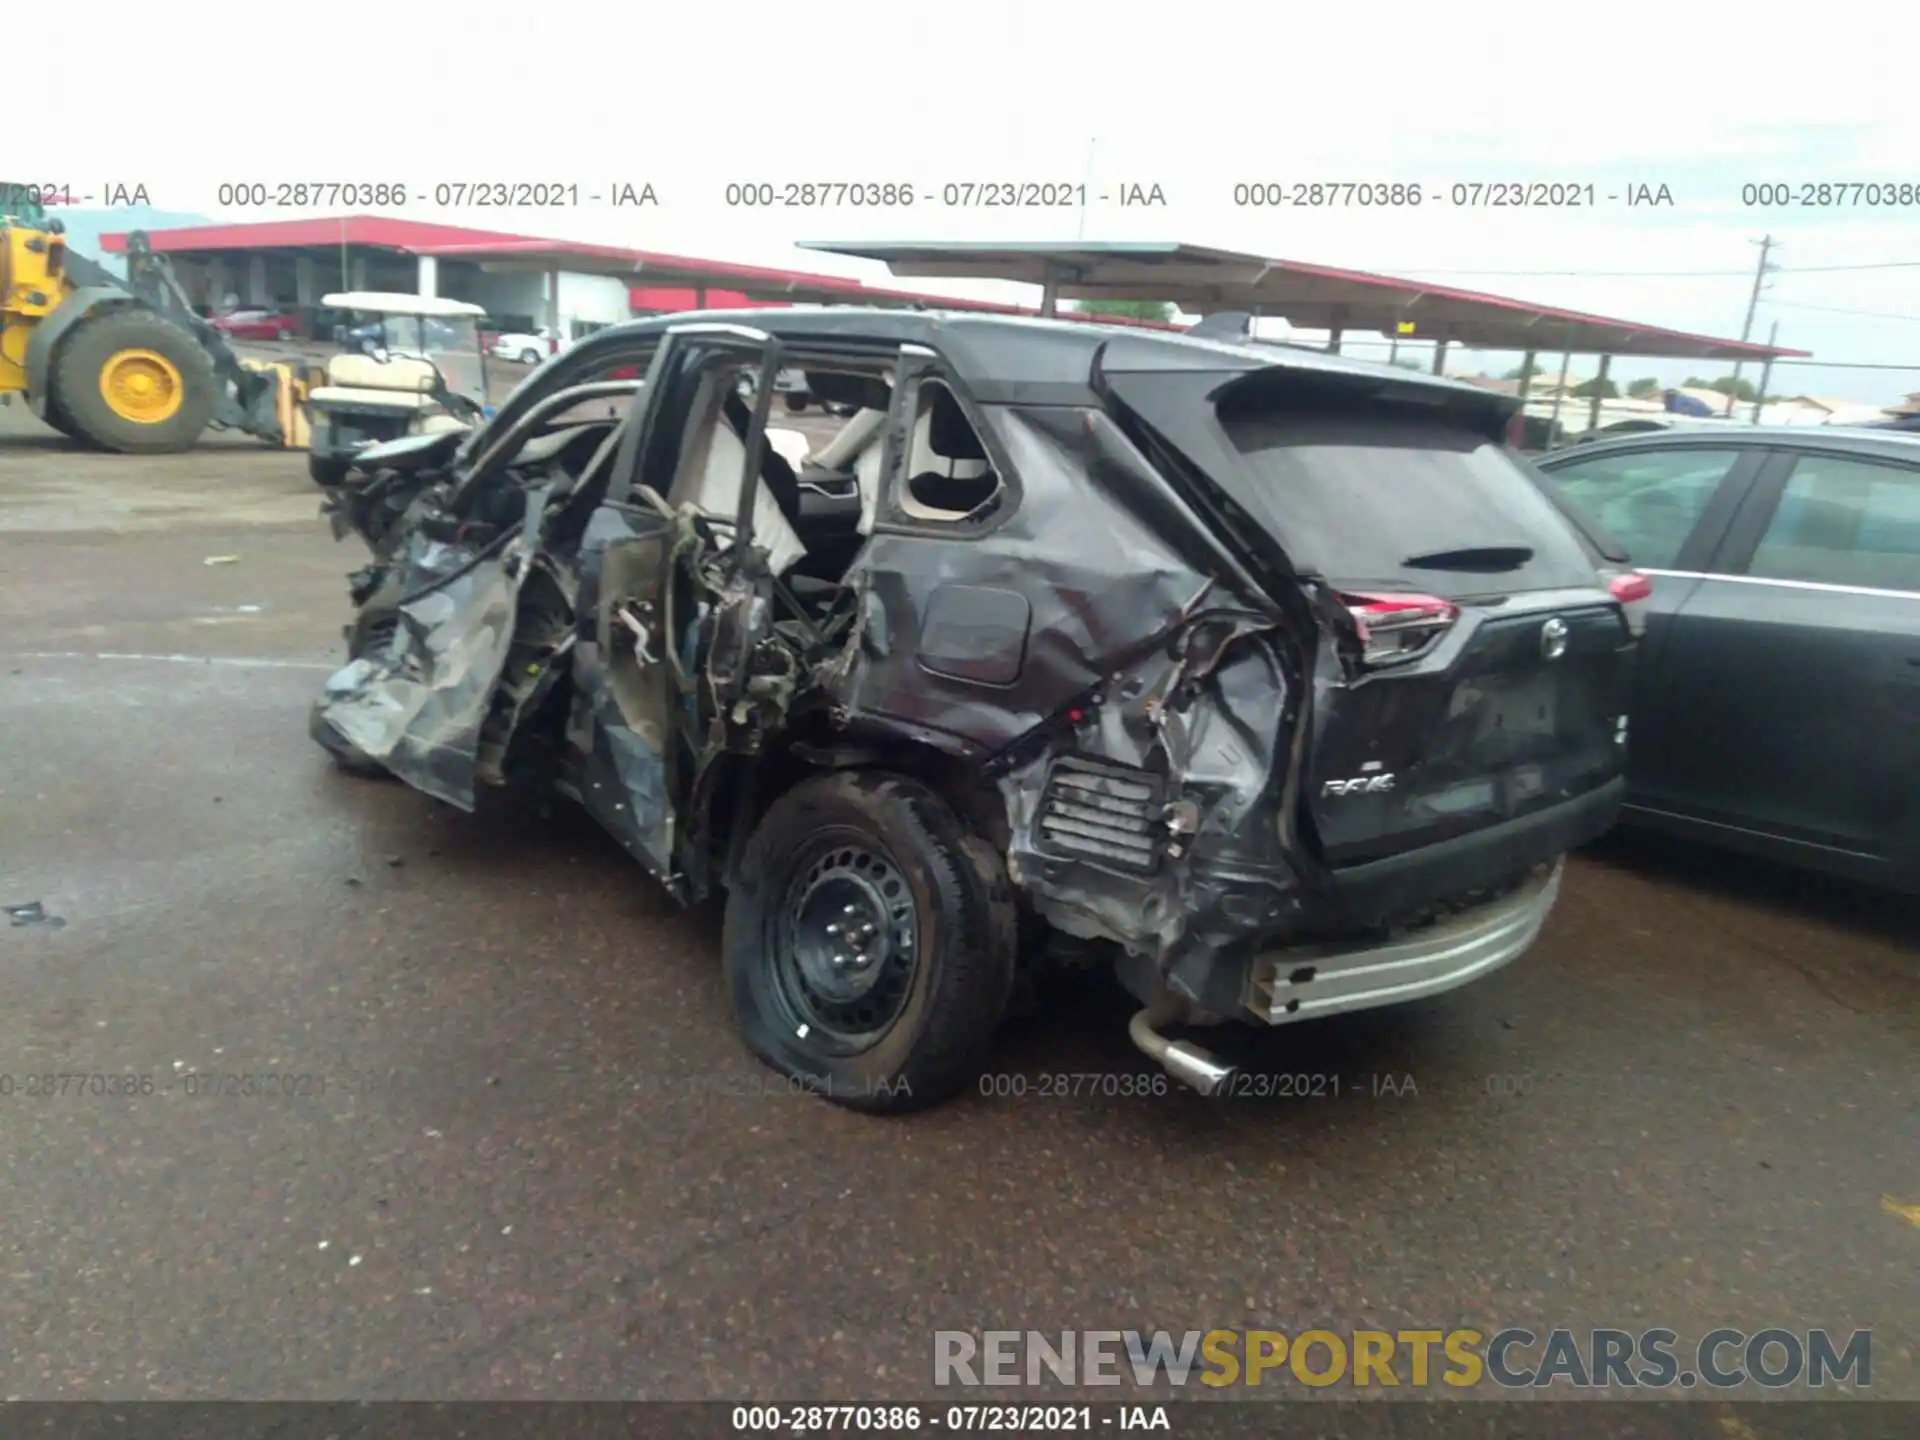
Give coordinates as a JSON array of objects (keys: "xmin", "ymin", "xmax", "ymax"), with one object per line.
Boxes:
[{"xmin": 1323, "ymin": 774, "xmax": 1396, "ymax": 797}]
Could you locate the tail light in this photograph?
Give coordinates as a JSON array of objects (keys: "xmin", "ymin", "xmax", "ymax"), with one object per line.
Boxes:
[{"xmin": 1338, "ymin": 591, "xmax": 1459, "ymax": 668}]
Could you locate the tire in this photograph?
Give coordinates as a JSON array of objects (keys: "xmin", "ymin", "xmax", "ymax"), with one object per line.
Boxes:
[
  {"xmin": 724, "ymin": 771, "xmax": 1017, "ymax": 1112},
  {"xmin": 40, "ymin": 391, "xmax": 83, "ymax": 443},
  {"xmin": 308, "ymin": 453, "xmax": 353, "ymax": 487},
  {"xmin": 783, "ymin": 393, "xmax": 807, "ymax": 413},
  {"xmin": 519, "ymin": 348, "xmax": 540, "ymax": 365},
  {"xmin": 276, "ymin": 327, "xmax": 292, "ymax": 341},
  {"xmin": 50, "ymin": 307, "xmax": 220, "ymax": 454}
]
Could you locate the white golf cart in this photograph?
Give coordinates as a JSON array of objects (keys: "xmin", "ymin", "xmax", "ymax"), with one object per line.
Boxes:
[{"xmin": 306, "ymin": 292, "xmax": 491, "ymax": 486}]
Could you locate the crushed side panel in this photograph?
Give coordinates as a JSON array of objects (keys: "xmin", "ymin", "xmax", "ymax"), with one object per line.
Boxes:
[{"xmin": 312, "ymin": 483, "xmax": 554, "ymax": 810}]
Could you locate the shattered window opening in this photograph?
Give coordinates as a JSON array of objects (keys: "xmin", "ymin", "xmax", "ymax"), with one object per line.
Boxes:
[{"xmin": 898, "ymin": 379, "xmax": 1004, "ymax": 524}]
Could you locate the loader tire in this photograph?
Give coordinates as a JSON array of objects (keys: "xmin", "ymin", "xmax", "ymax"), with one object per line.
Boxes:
[
  {"xmin": 40, "ymin": 392, "xmax": 85, "ymax": 445},
  {"xmin": 51, "ymin": 308, "xmax": 220, "ymax": 454}
]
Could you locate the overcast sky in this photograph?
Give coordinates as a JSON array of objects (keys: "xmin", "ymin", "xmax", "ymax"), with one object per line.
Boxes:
[{"xmin": 25, "ymin": 1, "xmax": 1918, "ymax": 402}]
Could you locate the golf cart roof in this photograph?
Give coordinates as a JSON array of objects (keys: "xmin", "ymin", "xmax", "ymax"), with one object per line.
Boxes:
[{"xmin": 322, "ymin": 292, "xmax": 487, "ymax": 318}]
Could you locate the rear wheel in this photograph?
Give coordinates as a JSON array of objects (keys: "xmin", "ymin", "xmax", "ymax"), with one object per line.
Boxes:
[
  {"xmin": 519, "ymin": 348, "xmax": 540, "ymax": 365},
  {"xmin": 724, "ymin": 772, "xmax": 1017, "ymax": 1112},
  {"xmin": 50, "ymin": 308, "xmax": 219, "ymax": 454}
]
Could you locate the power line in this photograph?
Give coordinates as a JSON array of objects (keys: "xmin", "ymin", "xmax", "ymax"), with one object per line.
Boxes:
[
  {"xmin": 1793, "ymin": 260, "xmax": 1920, "ymax": 274},
  {"xmin": 1378, "ymin": 259, "xmax": 1920, "ymax": 279},
  {"xmin": 1763, "ymin": 358, "xmax": 1920, "ymax": 371},
  {"xmin": 1763, "ymin": 298, "xmax": 1920, "ymax": 323},
  {"xmin": 1245, "ymin": 333, "xmax": 1920, "ymax": 372}
]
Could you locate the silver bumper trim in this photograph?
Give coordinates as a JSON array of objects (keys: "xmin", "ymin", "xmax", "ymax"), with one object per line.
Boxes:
[{"xmin": 1244, "ymin": 862, "xmax": 1563, "ymax": 1024}]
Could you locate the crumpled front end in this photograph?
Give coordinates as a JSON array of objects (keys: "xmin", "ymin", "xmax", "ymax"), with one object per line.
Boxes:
[{"xmin": 310, "ymin": 484, "xmax": 553, "ymax": 810}]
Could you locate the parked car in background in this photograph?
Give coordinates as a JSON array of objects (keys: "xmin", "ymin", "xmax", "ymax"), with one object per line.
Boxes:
[
  {"xmin": 490, "ymin": 327, "xmax": 563, "ymax": 364},
  {"xmin": 211, "ymin": 307, "xmax": 296, "ymax": 341},
  {"xmin": 309, "ymin": 310, "xmax": 1641, "ymax": 1110},
  {"xmin": 739, "ymin": 367, "xmax": 858, "ymax": 417},
  {"xmin": 1535, "ymin": 427, "xmax": 1920, "ymax": 891},
  {"xmin": 1568, "ymin": 416, "xmax": 1737, "ymax": 445}
]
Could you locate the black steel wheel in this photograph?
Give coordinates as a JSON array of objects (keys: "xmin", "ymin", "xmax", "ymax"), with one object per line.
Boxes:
[
  {"xmin": 769, "ymin": 834, "xmax": 921, "ymax": 1054},
  {"xmin": 725, "ymin": 771, "xmax": 1018, "ymax": 1112}
]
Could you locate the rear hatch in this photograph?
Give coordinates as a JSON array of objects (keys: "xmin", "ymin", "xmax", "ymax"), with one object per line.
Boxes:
[{"xmin": 1101, "ymin": 358, "xmax": 1634, "ymax": 872}]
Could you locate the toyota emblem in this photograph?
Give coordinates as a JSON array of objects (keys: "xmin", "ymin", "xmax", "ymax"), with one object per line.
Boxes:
[{"xmin": 1540, "ymin": 617, "xmax": 1570, "ymax": 660}]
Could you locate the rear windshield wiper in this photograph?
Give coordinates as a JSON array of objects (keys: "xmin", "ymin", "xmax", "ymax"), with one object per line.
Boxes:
[{"xmin": 1399, "ymin": 545, "xmax": 1535, "ymax": 572}]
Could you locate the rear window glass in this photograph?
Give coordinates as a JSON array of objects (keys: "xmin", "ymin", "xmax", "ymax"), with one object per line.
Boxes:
[{"xmin": 1218, "ymin": 407, "xmax": 1602, "ymax": 597}]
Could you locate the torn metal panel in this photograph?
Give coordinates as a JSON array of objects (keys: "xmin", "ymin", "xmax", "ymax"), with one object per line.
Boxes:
[
  {"xmin": 563, "ymin": 500, "xmax": 680, "ymax": 886},
  {"xmin": 312, "ymin": 483, "xmax": 553, "ymax": 811},
  {"xmin": 820, "ymin": 405, "xmax": 1233, "ymax": 755},
  {"xmin": 997, "ymin": 613, "xmax": 1306, "ymax": 1012}
]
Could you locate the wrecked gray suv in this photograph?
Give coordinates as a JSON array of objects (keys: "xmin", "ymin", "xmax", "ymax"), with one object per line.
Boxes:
[{"xmin": 310, "ymin": 309, "xmax": 1646, "ymax": 1111}]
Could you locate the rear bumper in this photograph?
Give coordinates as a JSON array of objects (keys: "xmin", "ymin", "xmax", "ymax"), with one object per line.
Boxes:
[
  {"xmin": 1327, "ymin": 776, "xmax": 1622, "ymax": 926},
  {"xmin": 1243, "ymin": 861, "xmax": 1562, "ymax": 1024}
]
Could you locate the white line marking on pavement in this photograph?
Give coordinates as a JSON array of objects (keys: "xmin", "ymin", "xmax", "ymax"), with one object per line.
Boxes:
[{"xmin": 3, "ymin": 651, "xmax": 335, "ymax": 671}]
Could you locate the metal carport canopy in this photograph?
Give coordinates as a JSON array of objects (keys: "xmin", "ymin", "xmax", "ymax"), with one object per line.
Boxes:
[{"xmin": 797, "ymin": 241, "xmax": 1810, "ymax": 361}]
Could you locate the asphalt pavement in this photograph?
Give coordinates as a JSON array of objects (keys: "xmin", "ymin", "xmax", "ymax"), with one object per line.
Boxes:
[{"xmin": 0, "ymin": 404, "xmax": 1914, "ymax": 1412}]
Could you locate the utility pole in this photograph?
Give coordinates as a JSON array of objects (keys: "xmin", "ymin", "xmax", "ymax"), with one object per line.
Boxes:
[
  {"xmin": 1725, "ymin": 234, "xmax": 1777, "ymax": 416},
  {"xmin": 1751, "ymin": 319, "xmax": 1780, "ymax": 424},
  {"xmin": 1076, "ymin": 135, "xmax": 1098, "ymax": 242}
]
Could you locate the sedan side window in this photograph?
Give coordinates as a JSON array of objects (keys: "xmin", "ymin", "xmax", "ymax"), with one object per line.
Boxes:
[
  {"xmin": 1545, "ymin": 447, "xmax": 1746, "ymax": 569},
  {"xmin": 1748, "ymin": 454, "xmax": 1920, "ymax": 592}
]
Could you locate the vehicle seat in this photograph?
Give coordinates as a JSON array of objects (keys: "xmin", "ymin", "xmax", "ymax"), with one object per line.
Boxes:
[
  {"xmin": 721, "ymin": 394, "xmax": 804, "ymax": 523},
  {"xmin": 680, "ymin": 408, "xmax": 807, "ymax": 578},
  {"xmin": 766, "ymin": 427, "xmax": 812, "ymax": 471},
  {"xmin": 326, "ymin": 353, "xmax": 437, "ymax": 392},
  {"xmin": 801, "ymin": 408, "xmax": 890, "ymax": 537},
  {"xmin": 311, "ymin": 353, "xmax": 442, "ymax": 410},
  {"xmin": 902, "ymin": 385, "xmax": 998, "ymax": 518}
]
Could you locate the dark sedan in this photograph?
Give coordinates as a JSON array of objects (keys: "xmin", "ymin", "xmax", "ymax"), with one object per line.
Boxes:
[{"xmin": 1536, "ymin": 427, "xmax": 1920, "ymax": 890}]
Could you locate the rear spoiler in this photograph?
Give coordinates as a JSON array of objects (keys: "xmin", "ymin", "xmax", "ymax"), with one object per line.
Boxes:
[{"xmin": 1206, "ymin": 362, "xmax": 1519, "ymax": 445}]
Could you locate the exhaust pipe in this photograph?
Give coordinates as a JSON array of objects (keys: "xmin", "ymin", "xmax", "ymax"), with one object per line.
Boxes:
[{"xmin": 1128, "ymin": 992, "xmax": 1238, "ymax": 1097}]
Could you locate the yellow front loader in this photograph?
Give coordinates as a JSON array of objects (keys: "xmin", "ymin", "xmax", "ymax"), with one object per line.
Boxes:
[{"xmin": 0, "ymin": 185, "xmax": 315, "ymax": 454}]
